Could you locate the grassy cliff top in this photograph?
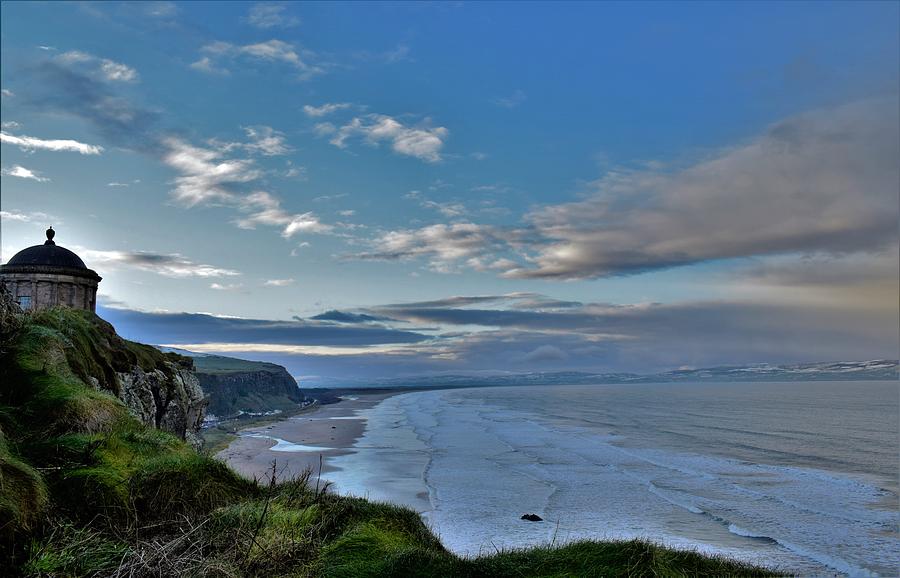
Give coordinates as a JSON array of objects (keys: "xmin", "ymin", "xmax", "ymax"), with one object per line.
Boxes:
[
  {"xmin": 0, "ymin": 305, "xmax": 779, "ymax": 577},
  {"xmin": 191, "ymin": 354, "xmax": 287, "ymax": 375}
]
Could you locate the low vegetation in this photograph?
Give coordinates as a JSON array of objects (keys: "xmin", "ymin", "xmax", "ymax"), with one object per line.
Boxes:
[{"xmin": 0, "ymin": 302, "xmax": 780, "ymax": 577}]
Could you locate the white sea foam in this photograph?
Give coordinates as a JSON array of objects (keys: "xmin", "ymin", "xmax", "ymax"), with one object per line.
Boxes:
[
  {"xmin": 323, "ymin": 383, "xmax": 900, "ymax": 576},
  {"xmin": 244, "ymin": 434, "xmax": 333, "ymax": 453}
]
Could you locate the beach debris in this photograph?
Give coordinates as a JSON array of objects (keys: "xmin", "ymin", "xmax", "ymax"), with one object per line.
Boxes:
[{"xmin": 521, "ymin": 513, "xmax": 543, "ymax": 522}]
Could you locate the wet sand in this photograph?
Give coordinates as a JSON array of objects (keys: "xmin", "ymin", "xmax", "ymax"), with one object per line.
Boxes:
[{"xmin": 217, "ymin": 391, "xmax": 400, "ymax": 484}]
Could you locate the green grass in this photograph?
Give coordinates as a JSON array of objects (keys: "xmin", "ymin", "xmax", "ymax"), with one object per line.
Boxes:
[
  {"xmin": 0, "ymin": 304, "xmax": 783, "ymax": 577},
  {"xmin": 192, "ymin": 354, "xmax": 285, "ymax": 375}
]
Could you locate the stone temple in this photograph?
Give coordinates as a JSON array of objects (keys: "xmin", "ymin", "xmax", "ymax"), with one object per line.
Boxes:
[{"xmin": 0, "ymin": 227, "xmax": 101, "ymax": 311}]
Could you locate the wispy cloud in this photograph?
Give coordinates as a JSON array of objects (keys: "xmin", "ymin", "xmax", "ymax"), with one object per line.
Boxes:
[
  {"xmin": 161, "ymin": 137, "xmax": 330, "ymax": 238},
  {"xmin": 509, "ymin": 98, "xmax": 899, "ymax": 279},
  {"xmin": 234, "ymin": 191, "xmax": 332, "ymax": 237},
  {"xmin": 420, "ymin": 200, "xmax": 467, "ymax": 218},
  {"xmin": 189, "ymin": 56, "xmax": 229, "ymax": 75},
  {"xmin": 209, "ymin": 126, "xmax": 292, "ymax": 156},
  {"xmin": 348, "ymin": 99, "xmax": 899, "ymax": 280},
  {"xmin": 310, "ymin": 310, "xmax": 392, "ymax": 323},
  {"xmin": 107, "ymin": 179, "xmax": 140, "ymax": 187},
  {"xmin": 493, "ymin": 89, "xmax": 526, "ymax": 108},
  {"xmin": 247, "ymin": 3, "xmax": 300, "ymax": 29},
  {"xmin": 351, "ymin": 222, "xmax": 510, "ymax": 273},
  {"xmin": 79, "ymin": 248, "xmax": 241, "ymax": 278},
  {"xmin": 263, "ymin": 278, "xmax": 295, "ymax": 287},
  {"xmin": 98, "ymin": 307, "xmax": 429, "ymax": 347},
  {"xmin": 28, "ymin": 61, "xmax": 159, "ymax": 150},
  {"xmin": 354, "ymin": 43, "xmax": 413, "ymax": 64},
  {"xmin": 144, "ymin": 1, "xmax": 177, "ymax": 18},
  {"xmin": 1, "ymin": 165, "xmax": 50, "ymax": 182},
  {"xmin": 303, "ymin": 102, "xmax": 352, "ymax": 117},
  {"xmin": 195, "ymin": 39, "xmax": 321, "ymax": 79},
  {"xmin": 210, "ymin": 282, "xmax": 244, "ymax": 291},
  {"xmin": 163, "ymin": 137, "xmax": 258, "ymax": 206},
  {"xmin": 100, "ymin": 288, "xmax": 898, "ymax": 379},
  {"xmin": 57, "ymin": 50, "xmax": 139, "ymax": 82},
  {"xmin": 317, "ymin": 113, "xmax": 448, "ymax": 162},
  {"xmin": 2, "ymin": 89, "xmax": 14, "ymax": 98},
  {"xmin": 0, "ymin": 131, "xmax": 103, "ymax": 154},
  {"xmin": 0, "ymin": 210, "xmax": 51, "ymax": 223},
  {"xmin": 241, "ymin": 125, "xmax": 291, "ymax": 156}
]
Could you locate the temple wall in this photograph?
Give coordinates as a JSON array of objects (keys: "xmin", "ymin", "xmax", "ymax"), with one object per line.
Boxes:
[{"xmin": 2, "ymin": 272, "xmax": 99, "ymax": 312}]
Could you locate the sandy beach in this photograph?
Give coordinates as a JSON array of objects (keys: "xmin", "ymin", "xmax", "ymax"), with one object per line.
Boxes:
[{"xmin": 216, "ymin": 391, "xmax": 400, "ymax": 484}]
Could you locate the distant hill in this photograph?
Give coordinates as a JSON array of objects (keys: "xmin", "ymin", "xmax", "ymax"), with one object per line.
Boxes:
[
  {"xmin": 157, "ymin": 347, "xmax": 305, "ymax": 418},
  {"xmin": 314, "ymin": 359, "xmax": 898, "ymax": 389}
]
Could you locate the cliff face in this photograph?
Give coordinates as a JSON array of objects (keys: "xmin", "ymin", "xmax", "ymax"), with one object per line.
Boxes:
[
  {"xmin": 117, "ymin": 365, "xmax": 206, "ymax": 445},
  {"xmin": 192, "ymin": 357, "xmax": 302, "ymax": 417},
  {"xmin": 0, "ymin": 287, "xmax": 207, "ymax": 445}
]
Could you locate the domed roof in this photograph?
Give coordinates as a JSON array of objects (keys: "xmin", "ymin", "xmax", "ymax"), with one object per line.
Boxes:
[{"xmin": 4, "ymin": 227, "xmax": 91, "ymax": 271}]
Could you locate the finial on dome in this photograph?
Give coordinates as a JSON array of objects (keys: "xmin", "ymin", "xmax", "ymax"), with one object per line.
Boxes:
[{"xmin": 45, "ymin": 226, "xmax": 56, "ymax": 245}]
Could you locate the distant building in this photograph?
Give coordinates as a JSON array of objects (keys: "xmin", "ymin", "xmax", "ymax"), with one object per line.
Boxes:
[{"xmin": 0, "ymin": 227, "xmax": 101, "ymax": 312}]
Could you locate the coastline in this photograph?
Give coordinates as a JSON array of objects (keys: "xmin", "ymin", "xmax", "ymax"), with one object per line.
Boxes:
[
  {"xmin": 216, "ymin": 382, "xmax": 899, "ymax": 574},
  {"xmin": 216, "ymin": 389, "xmax": 408, "ymax": 484}
]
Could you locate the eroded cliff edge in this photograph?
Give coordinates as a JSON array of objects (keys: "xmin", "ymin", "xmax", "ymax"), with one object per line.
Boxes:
[
  {"xmin": 188, "ymin": 354, "xmax": 303, "ymax": 418},
  {"xmin": 0, "ymin": 287, "xmax": 207, "ymax": 446}
]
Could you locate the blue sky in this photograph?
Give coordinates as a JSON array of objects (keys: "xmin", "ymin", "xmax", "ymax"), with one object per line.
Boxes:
[{"xmin": 2, "ymin": 1, "xmax": 898, "ymax": 383}]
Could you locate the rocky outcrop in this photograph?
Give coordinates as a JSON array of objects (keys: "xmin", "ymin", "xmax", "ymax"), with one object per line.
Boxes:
[
  {"xmin": 117, "ymin": 366, "xmax": 207, "ymax": 447},
  {"xmin": 0, "ymin": 284, "xmax": 207, "ymax": 446},
  {"xmin": 195, "ymin": 364, "xmax": 302, "ymax": 417}
]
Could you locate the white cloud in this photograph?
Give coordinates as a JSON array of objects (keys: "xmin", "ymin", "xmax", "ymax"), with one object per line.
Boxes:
[
  {"xmin": 190, "ymin": 56, "xmax": 230, "ymax": 75},
  {"xmin": 1, "ymin": 121, "xmax": 21, "ymax": 129},
  {"xmin": 510, "ymin": 98, "xmax": 899, "ymax": 279},
  {"xmin": 242, "ymin": 125, "xmax": 291, "ymax": 156},
  {"xmin": 0, "ymin": 210, "xmax": 51, "ymax": 222},
  {"xmin": 338, "ymin": 210, "xmax": 356, "ymax": 217},
  {"xmin": 303, "ymin": 102, "xmax": 352, "ymax": 117},
  {"xmin": 353, "ymin": 223, "xmax": 507, "ymax": 273},
  {"xmin": 100, "ymin": 59, "xmax": 138, "ymax": 82},
  {"xmin": 322, "ymin": 114, "xmax": 448, "ymax": 163},
  {"xmin": 349, "ymin": 99, "xmax": 900, "ymax": 280},
  {"xmin": 57, "ymin": 50, "xmax": 138, "ymax": 82},
  {"xmin": 210, "ymin": 282, "xmax": 243, "ymax": 291},
  {"xmin": 264, "ymin": 278, "xmax": 295, "ymax": 286},
  {"xmin": 0, "ymin": 131, "xmax": 103, "ymax": 154},
  {"xmin": 1, "ymin": 89, "xmax": 13, "ymax": 98},
  {"xmin": 234, "ymin": 191, "xmax": 332, "ymax": 237},
  {"xmin": 145, "ymin": 1, "xmax": 177, "ymax": 17},
  {"xmin": 1, "ymin": 165, "xmax": 50, "ymax": 182},
  {"xmin": 163, "ymin": 137, "xmax": 257, "ymax": 206},
  {"xmin": 79, "ymin": 248, "xmax": 241, "ymax": 278},
  {"xmin": 247, "ymin": 3, "xmax": 300, "ymax": 28},
  {"xmin": 107, "ymin": 179, "xmax": 141, "ymax": 187},
  {"xmin": 198, "ymin": 39, "xmax": 321, "ymax": 79},
  {"xmin": 161, "ymin": 136, "xmax": 331, "ymax": 239},
  {"xmin": 421, "ymin": 200, "xmax": 466, "ymax": 218},
  {"xmin": 284, "ymin": 165, "xmax": 306, "ymax": 178}
]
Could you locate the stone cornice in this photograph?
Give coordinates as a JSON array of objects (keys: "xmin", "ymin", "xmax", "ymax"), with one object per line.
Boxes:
[{"xmin": 0, "ymin": 264, "xmax": 102, "ymax": 282}]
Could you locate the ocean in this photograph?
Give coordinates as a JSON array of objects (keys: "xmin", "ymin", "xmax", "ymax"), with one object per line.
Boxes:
[{"xmin": 324, "ymin": 381, "xmax": 899, "ymax": 576}]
